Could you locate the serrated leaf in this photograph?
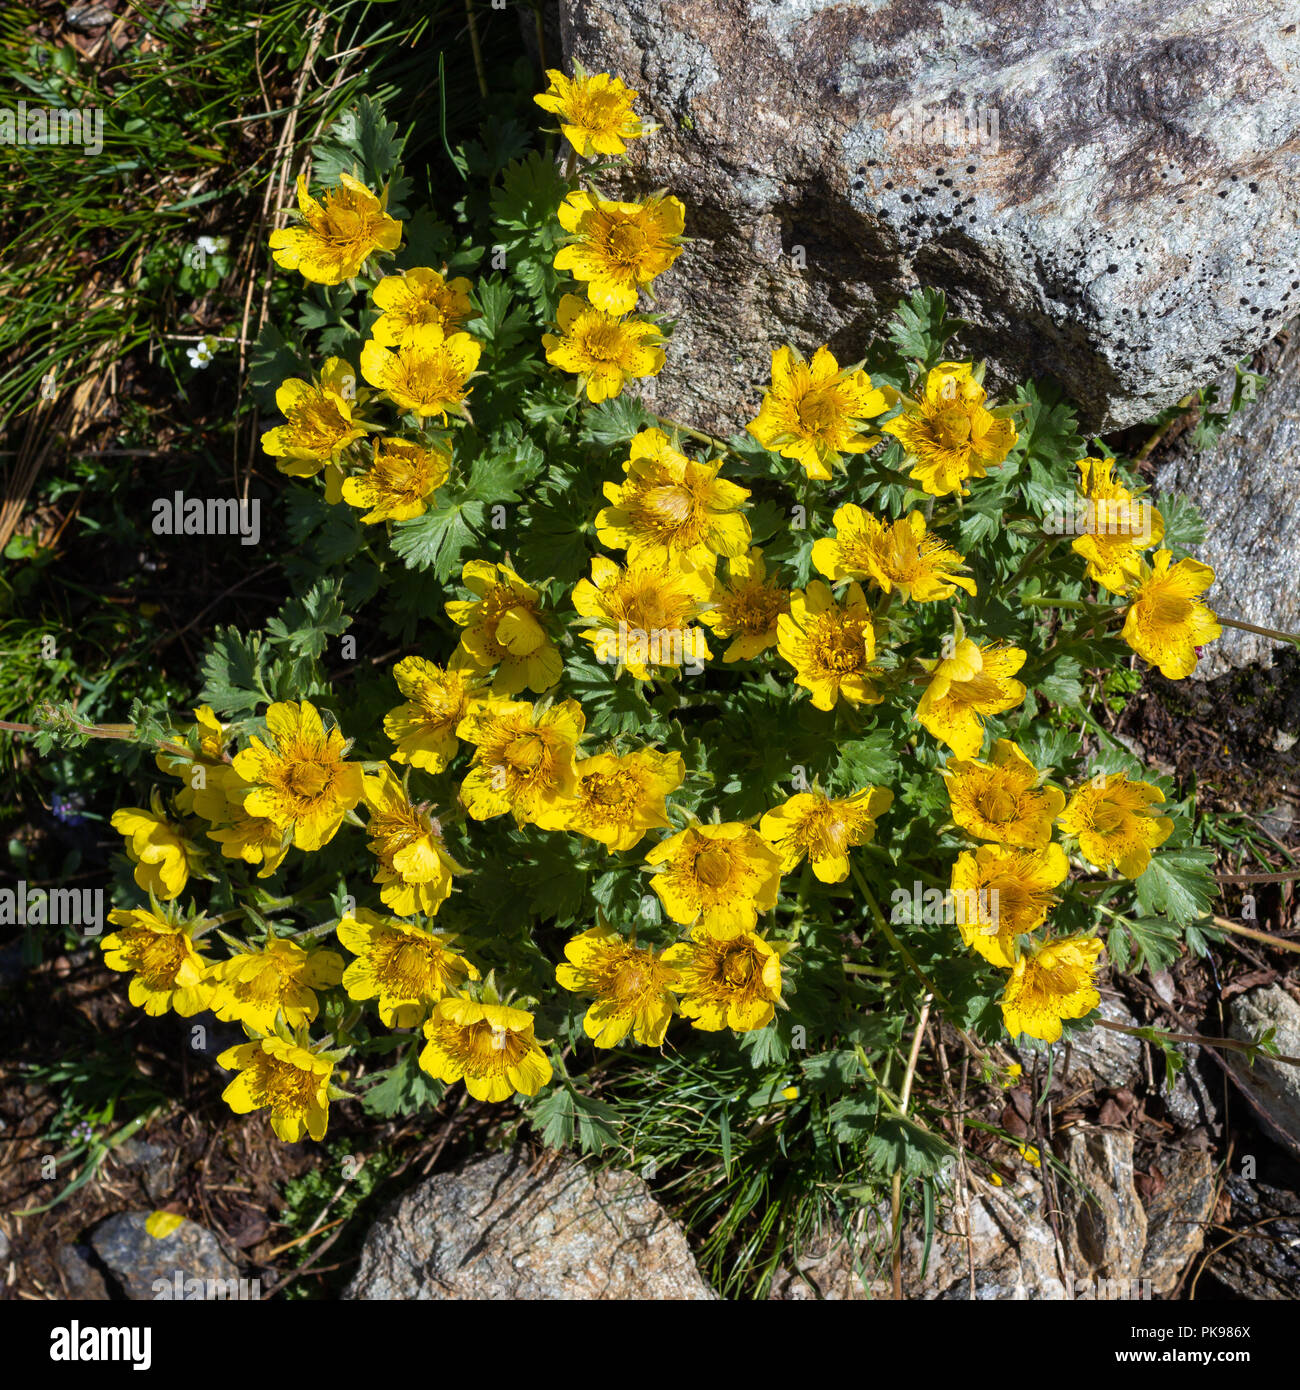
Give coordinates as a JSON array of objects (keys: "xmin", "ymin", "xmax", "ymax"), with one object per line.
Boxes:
[
  {"xmin": 887, "ymin": 288, "xmax": 965, "ymax": 367},
  {"xmin": 360, "ymin": 1046, "xmax": 445, "ymax": 1118},
  {"xmin": 198, "ymin": 628, "xmax": 266, "ymax": 716},
  {"xmin": 579, "ymin": 396, "xmax": 657, "ymax": 447},
  {"xmin": 1012, "ymin": 380, "xmax": 1084, "ymax": 470},
  {"xmin": 265, "ymin": 579, "xmax": 350, "ymax": 660},
  {"xmin": 389, "ymin": 499, "xmax": 486, "ymax": 579},
  {"xmin": 531, "ymin": 1087, "xmax": 620, "ymax": 1154},
  {"xmin": 831, "ymin": 730, "xmax": 897, "ymax": 791},
  {"xmin": 1107, "ymin": 915, "xmax": 1183, "ymax": 974},
  {"xmin": 738, "ymin": 1022, "xmax": 790, "ymax": 1067},
  {"xmin": 864, "ymin": 1114, "xmax": 952, "ymax": 1177},
  {"xmin": 1156, "ymin": 492, "xmax": 1208, "ymax": 557},
  {"xmin": 311, "ymin": 96, "xmax": 411, "ymax": 214},
  {"xmin": 1134, "ymin": 847, "xmax": 1217, "ymax": 927}
]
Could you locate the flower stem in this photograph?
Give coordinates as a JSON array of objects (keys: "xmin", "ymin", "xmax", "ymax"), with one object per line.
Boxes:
[
  {"xmin": 652, "ymin": 413, "xmax": 734, "ymax": 456},
  {"xmin": 1210, "ymin": 914, "xmax": 1300, "ymax": 956},
  {"xmin": 464, "ymin": 0, "xmax": 489, "ymax": 100},
  {"xmin": 892, "ymin": 992, "xmax": 933, "ymax": 1300},
  {"xmin": 848, "ymin": 861, "xmax": 991, "ymax": 1065},
  {"xmin": 1217, "ymin": 615, "xmax": 1300, "ymax": 648},
  {"xmin": 1020, "ymin": 595, "xmax": 1093, "ymax": 612},
  {"xmin": 1094, "ymin": 1017, "xmax": 1300, "ymax": 1068}
]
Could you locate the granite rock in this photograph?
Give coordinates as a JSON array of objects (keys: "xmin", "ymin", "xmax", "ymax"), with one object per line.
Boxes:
[
  {"xmin": 346, "ymin": 1149, "xmax": 716, "ymax": 1300},
  {"xmin": 558, "ymin": 0, "xmax": 1300, "ymax": 435}
]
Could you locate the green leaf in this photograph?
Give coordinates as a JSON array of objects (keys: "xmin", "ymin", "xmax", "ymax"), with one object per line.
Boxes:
[
  {"xmin": 1013, "ymin": 380, "xmax": 1084, "ymax": 472},
  {"xmin": 531, "ymin": 1087, "xmax": 620, "ymax": 1154},
  {"xmin": 360, "ymin": 1045, "xmax": 445, "ymax": 1118},
  {"xmin": 830, "ymin": 730, "xmax": 898, "ymax": 791},
  {"xmin": 311, "ymin": 95, "xmax": 411, "ymax": 214},
  {"xmin": 265, "ymin": 579, "xmax": 350, "ymax": 661},
  {"xmin": 864, "ymin": 1114, "xmax": 952, "ymax": 1177},
  {"xmin": 1134, "ymin": 847, "xmax": 1217, "ymax": 927},
  {"xmin": 1107, "ymin": 916, "xmax": 1181, "ymax": 974},
  {"xmin": 1157, "ymin": 493, "xmax": 1208, "ymax": 557},
  {"xmin": 460, "ymin": 426, "xmax": 546, "ymax": 503},
  {"xmin": 1032, "ymin": 653, "xmax": 1084, "ymax": 705},
  {"xmin": 248, "ymin": 321, "xmax": 306, "ymax": 411},
  {"xmin": 491, "ymin": 151, "xmax": 569, "ymax": 239},
  {"xmin": 579, "ymin": 396, "xmax": 657, "ymax": 448},
  {"xmin": 389, "ymin": 499, "xmax": 486, "ymax": 579},
  {"xmin": 198, "ymin": 628, "xmax": 266, "ymax": 716},
  {"xmin": 887, "ymin": 288, "xmax": 965, "ymax": 367},
  {"xmin": 738, "ymin": 1022, "xmax": 791, "ymax": 1067},
  {"xmin": 828, "ymin": 1095, "xmax": 879, "ymax": 1143},
  {"xmin": 798, "ymin": 1049, "xmax": 860, "ymax": 1096}
]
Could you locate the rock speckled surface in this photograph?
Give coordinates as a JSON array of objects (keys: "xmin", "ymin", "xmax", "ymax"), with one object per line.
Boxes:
[
  {"xmin": 346, "ymin": 1149, "xmax": 716, "ymax": 1300},
  {"xmin": 558, "ymin": 0, "xmax": 1300, "ymax": 435}
]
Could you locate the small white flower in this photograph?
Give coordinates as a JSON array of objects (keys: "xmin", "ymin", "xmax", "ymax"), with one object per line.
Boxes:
[
  {"xmin": 195, "ymin": 235, "xmax": 225, "ymax": 256},
  {"xmin": 187, "ymin": 340, "xmax": 216, "ymax": 370}
]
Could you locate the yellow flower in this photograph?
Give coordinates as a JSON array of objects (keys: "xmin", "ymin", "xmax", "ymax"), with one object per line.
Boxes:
[
  {"xmin": 573, "ymin": 552, "xmax": 713, "ymax": 681},
  {"xmin": 110, "ymin": 790, "xmax": 204, "ymax": 900},
  {"xmin": 746, "ymin": 345, "xmax": 893, "ymax": 480},
  {"xmin": 941, "ymin": 740, "xmax": 1065, "ymax": 848},
  {"xmin": 915, "ymin": 637, "xmax": 1026, "ymax": 758},
  {"xmin": 1121, "ymin": 549, "xmax": 1221, "ymax": 680},
  {"xmin": 337, "ymin": 908, "xmax": 479, "ymax": 1028},
  {"xmin": 445, "ymin": 560, "xmax": 562, "ymax": 696},
  {"xmin": 217, "ymin": 1037, "xmax": 335, "ymax": 1143},
  {"xmin": 777, "ymin": 579, "xmax": 881, "ymax": 711},
  {"xmin": 383, "ymin": 655, "xmax": 481, "ymax": 770},
  {"xmin": 533, "ymin": 747, "xmax": 684, "ymax": 851},
  {"xmin": 369, "ymin": 267, "xmax": 473, "ymax": 347},
  {"xmin": 362, "ymin": 764, "xmax": 462, "ymax": 916},
  {"xmin": 555, "ymin": 190, "xmax": 685, "ymax": 314},
  {"xmin": 534, "ymin": 67, "xmax": 649, "ymax": 157},
  {"xmin": 645, "ymin": 821, "xmax": 783, "ymax": 937},
  {"xmin": 700, "ymin": 548, "xmax": 790, "ymax": 661},
  {"xmin": 209, "ymin": 936, "xmax": 344, "ymax": 1034},
  {"xmin": 661, "ymin": 925, "xmax": 784, "ymax": 1032},
  {"xmin": 759, "ymin": 786, "xmax": 893, "ymax": 884},
  {"xmin": 360, "ymin": 324, "xmax": 481, "ymax": 420},
  {"xmin": 155, "ymin": 706, "xmax": 235, "ymax": 822},
  {"xmin": 1070, "ymin": 457, "xmax": 1164, "ymax": 595},
  {"xmin": 950, "ymin": 843, "xmax": 1070, "ymax": 967},
  {"xmin": 543, "ymin": 293, "xmax": 665, "ymax": 402},
  {"xmin": 811, "ymin": 505, "xmax": 975, "ymax": 601},
  {"xmin": 340, "ymin": 437, "xmax": 451, "ymax": 523},
  {"xmin": 268, "ymin": 172, "xmax": 402, "ymax": 285},
  {"xmin": 230, "ymin": 701, "xmax": 365, "ymax": 852},
  {"xmin": 555, "ymin": 923, "xmax": 680, "ymax": 1046},
  {"xmin": 595, "ymin": 427, "xmax": 751, "ymax": 568},
  {"xmin": 882, "ymin": 362, "xmax": 1017, "ymax": 497},
  {"xmin": 457, "ymin": 697, "xmax": 584, "ymax": 825},
  {"xmin": 260, "ymin": 358, "xmax": 369, "ymax": 477},
  {"xmin": 205, "ymin": 792, "xmax": 291, "ymax": 879},
  {"xmin": 1057, "ymin": 772, "xmax": 1174, "ymax": 878},
  {"xmin": 1000, "ymin": 936, "xmax": 1104, "ymax": 1043},
  {"xmin": 101, "ymin": 907, "xmax": 213, "ymax": 1017},
  {"xmin": 419, "ymin": 997, "xmax": 552, "ymax": 1102}
]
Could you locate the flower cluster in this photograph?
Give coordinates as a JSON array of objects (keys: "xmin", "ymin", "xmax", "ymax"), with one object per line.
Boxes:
[{"xmin": 102, "ymin": 68, "xmax": 1231, "ymax": 1148}]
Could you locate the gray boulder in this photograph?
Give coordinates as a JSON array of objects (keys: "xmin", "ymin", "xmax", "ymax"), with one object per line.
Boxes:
[
  {"xmin": 1142, "ymin": 1147, "xmax": 1217, "ymax": 1297},
  {"xmin": 1226, "ymin": 983, "xmax": 1300, "ymax": 1157},
  {"xmin": 346, "ymin": 1149, "xmax": 716, "ymax": 1300},
  {"xmin": 90, "ymin": 1212, "xmax": 242, "ymax": 1301},
  {"xmin": 558, "ymin": 0, "xmax": 1300, "ymax": 435}
]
